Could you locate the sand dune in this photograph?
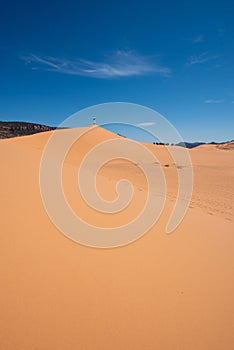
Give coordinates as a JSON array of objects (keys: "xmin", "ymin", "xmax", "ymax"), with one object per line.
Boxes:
[
  {"xmin": 216, "ymin": 141, "xmax": 234, "ymax": 151},
  {"xmin": 0, "ymin": 127, "xmax": 234, "ymax": 350}
]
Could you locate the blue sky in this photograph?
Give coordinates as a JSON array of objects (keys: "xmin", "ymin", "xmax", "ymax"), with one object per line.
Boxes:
[{"xmin": 0, "ymin": 0, "xmax": 233, "ymax": 142}]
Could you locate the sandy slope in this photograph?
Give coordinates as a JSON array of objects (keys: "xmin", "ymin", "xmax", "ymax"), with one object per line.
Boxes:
[
  {"xmin": 0, "ymin": 127, "xmax": 234, "ymax": 350},
  {"xmin": 216, "ymin": 141, "xmax": 234, "ymax": 151}
]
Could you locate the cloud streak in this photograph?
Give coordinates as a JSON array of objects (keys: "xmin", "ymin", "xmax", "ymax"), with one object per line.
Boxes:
[
  {"xmin": 188, "ymin": 52, "xmax": 219, "ymax": 65},
  {"xmin": 204, "ymin": 99, "xmax": 224, "ymax": 104},
  {"xmin": 136, "ymin": 122, "xmax": 156, "ymax": 127},
  {"xmin": 193, "ymin": 35, "xmax": 204, "ymax": 43},
  {"xmin": 21, "ymin": 50, "xmax": 170, "ymax": 79}
]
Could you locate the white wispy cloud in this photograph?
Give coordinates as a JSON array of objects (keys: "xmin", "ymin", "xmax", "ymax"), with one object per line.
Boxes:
[
  {"xmin": 204, "ymin": 99, "xmax": 224, "ymax": 104},
  {"xmin": 136, "ymin": 122, "xmax": 156, "ymax": 127},
  {"xmin": 188, "ymin": 52, "xmax": 219, "ymax": 65},
  {"xmin": 20, "ymin": 50, "xmax": 170, "ymax": 79},
  {"xmin": 193, "ymin": 35, "xmax": 204, "ymax": 43}
]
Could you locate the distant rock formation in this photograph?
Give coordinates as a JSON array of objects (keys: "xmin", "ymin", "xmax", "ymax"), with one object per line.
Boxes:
[
  {"xmin": 0, "ymin": 121, "xmax": 56, "ymax": 139},
  {"xmin": 175, "ymin": 140, "xmax": 234, "ymax": 149},
  {"xmin": 175, "ymin": 141, "xmax": 206, "ymax": 149}
]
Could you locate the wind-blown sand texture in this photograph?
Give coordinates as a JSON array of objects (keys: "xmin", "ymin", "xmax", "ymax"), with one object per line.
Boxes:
[{"xmin": 1, "ymin": 126, "xmax": 234, "ymax": 350}]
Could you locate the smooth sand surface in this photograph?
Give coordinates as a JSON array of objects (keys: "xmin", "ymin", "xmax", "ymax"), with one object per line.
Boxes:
[{"xmin": 0, "ymin": 126, "xmax": 234, "ymax": 349}]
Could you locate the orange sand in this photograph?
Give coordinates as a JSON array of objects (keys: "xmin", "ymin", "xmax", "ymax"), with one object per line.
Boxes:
[{"xmin": 0, "ymin": 127, "xmax": 234, "ymax": 349}]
